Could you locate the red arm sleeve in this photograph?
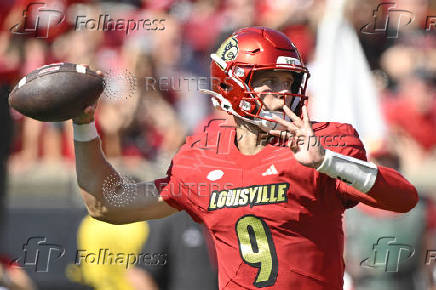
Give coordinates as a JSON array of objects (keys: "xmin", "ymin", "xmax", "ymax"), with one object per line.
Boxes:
[
  {"xmin": 337, "ymin": 166, "xmax": 418, "ymax": 213},
  {"xmin": 316, "ymin": 122, "xmax": 418, "ymax": 212}
]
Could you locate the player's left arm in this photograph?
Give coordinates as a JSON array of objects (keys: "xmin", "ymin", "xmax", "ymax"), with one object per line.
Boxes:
[
  {"xmin": 270, "ymin": 105, "xmax": 418, "ymax": 213},
  {"xmin": 328, "ymin": 162, "xmax": 418, "ymax": 213}
]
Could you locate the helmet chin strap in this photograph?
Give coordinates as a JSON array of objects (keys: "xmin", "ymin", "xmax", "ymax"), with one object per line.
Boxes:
[{"xmin": 200, "ymin": 89, "xmax": 290, "ymax": 133}]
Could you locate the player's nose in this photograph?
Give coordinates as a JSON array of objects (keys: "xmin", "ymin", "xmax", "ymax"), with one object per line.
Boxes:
[{"xmin": 270, "ymin": 96, "xmax": 287, "ymax": 111}]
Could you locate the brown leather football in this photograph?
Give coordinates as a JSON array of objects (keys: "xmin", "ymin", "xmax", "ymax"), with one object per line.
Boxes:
[{"xmin": 9, "ymin": 63, "xmax": 104, "ymax": 122}]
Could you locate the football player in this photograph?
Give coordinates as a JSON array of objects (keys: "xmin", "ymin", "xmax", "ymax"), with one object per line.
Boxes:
[{"xmin": 72, "ymin": 27, "xmax": 418, "ymax": 289}]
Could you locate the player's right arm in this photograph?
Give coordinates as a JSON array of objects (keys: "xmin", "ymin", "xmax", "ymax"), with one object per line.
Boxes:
[{"xmin": 73, "ymin": 106, "xmax": 178, "ymax": 225}]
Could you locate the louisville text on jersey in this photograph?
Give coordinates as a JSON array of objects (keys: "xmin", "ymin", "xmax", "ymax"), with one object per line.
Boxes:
[{"xmin": 208, "ymin": 183, "xmax": 289, "ymax": 211}]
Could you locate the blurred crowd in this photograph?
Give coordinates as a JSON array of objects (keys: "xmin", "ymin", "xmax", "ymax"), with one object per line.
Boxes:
[
  {"xmin": 1, "ymin": 0, "xmax": 436, "ymax": 289},
  {"xmin": 0, "ymin": 0, "xmax": 434, "ymax": 173}
]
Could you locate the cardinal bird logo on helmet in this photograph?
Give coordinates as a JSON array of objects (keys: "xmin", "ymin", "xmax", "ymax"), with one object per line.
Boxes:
[{"xmin": 216, "ymin": 36, "xmax": 238, "ymax": 68}]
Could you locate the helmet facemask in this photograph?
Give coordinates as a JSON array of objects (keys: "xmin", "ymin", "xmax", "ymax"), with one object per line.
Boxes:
[{"xmin": 240, "ymin": 66, "xmax": 309, "ymax": 122}]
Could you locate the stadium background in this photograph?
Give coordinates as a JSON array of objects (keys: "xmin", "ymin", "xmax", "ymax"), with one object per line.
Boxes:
[{"xmin": 0, "ymin": 0, "xmax": 436, "ymax": 289}]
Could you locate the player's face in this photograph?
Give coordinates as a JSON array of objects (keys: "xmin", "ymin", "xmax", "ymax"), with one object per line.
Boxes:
[{"xmin": 251, "ymin": 70, "xmax": 294, "ymax": 112}]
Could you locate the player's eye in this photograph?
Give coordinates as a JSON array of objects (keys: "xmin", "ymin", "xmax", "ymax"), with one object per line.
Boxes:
[
  {"xmin": 284, "ymin": 80, "xmax": 293, "ymax": 90},
  {"xmin": 262, "ymin": 79, "xmax": 274, "ymax": 87}
]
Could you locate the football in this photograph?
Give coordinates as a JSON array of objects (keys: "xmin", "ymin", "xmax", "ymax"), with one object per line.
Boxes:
[{"xmin": 9, "ymin": 63, "xmax": 104, "ymax": 122}]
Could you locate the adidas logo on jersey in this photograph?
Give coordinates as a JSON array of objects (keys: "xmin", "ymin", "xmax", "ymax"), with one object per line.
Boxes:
[{"xmin": 262, "ymin": 164, "xmax": 278, "ymax": 176}]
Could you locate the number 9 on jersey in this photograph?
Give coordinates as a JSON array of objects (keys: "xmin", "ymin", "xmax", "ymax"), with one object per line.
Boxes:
[{"xmin": 235, "ymin": 215, "xmax": 279, "ymax": 287}]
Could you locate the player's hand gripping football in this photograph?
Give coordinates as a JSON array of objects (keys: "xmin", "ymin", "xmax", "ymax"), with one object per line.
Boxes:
[
  {"xmin": 72, "ymin": 66, "xmax": 103, "ymax": 124},
  {"xmin": 269, "ymin": 105, "xmax": 325, "ymax": 168}
]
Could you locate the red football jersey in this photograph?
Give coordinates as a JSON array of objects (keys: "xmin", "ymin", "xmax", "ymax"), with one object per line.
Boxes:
[{"xmin": 155, "ymin": 119, "xmax": 367, "ymax": 290}]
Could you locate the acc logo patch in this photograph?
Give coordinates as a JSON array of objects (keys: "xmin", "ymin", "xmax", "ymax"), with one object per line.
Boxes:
[{"xmin": 216, "ymin": 36, "xmax": 238, "ymax": 69}]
